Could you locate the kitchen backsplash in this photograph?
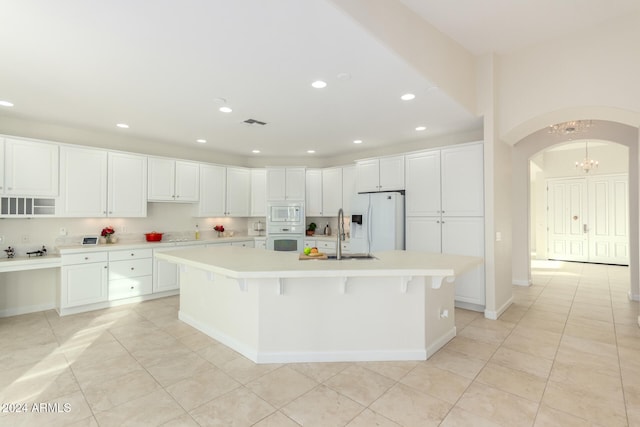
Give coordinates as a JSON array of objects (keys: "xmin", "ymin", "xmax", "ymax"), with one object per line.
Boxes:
[{"xmin": 0, "ymin": 203, "xmax": 255, "ymax": 256}]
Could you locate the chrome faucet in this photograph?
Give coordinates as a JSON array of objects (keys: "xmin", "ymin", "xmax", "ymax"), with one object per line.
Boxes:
[{"xmin": 336, "ymin": 208, "xmax": 345, "ymax": 259}]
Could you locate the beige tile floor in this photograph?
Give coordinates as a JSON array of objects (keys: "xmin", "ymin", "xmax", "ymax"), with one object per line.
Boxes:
[{"xmin": 0, "ymin": 260, "xmax": 639, "ymax": 426}]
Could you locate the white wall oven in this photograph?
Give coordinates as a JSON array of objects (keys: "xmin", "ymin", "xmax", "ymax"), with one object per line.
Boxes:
[{"xmin": 267, "ymin": 201, "xmax": 304, "ymax": 252}]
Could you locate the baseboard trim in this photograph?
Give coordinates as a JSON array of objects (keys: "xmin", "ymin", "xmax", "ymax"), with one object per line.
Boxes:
[
  {"xmin": 0, "ymin": 302, "xmax": 56, "ymax": 318},
  {"xmin": 484, "ymin": 296, "xmax": 514, "ymax": 320},
  {"xmin": 512, "ymin": 279, "xmax": 531, "ymax": 286}
]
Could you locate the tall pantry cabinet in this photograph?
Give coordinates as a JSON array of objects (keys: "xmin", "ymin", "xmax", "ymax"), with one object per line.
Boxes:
[{"xmin": 405, "ymin": 142, "xmax": 485, "ymax": 310}]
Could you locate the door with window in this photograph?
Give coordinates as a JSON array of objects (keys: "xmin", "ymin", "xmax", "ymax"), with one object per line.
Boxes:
[{"xmin": 547, "ymin": 175, "xmax": 628, "ymax": 265}]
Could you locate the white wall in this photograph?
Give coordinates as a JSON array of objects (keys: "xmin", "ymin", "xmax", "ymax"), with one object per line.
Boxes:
[{"xmin": 498, "ymin": 12, "xmax": 640, "ymax": 143}]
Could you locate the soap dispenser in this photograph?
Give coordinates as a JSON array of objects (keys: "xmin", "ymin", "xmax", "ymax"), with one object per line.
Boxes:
[
  {"xmin": 195, "ymin": 224, "xmax": 200, "ymax": 240},
  {"xmin": 324, "ymin": 223, "xmax": 331, "ymax": 236}
]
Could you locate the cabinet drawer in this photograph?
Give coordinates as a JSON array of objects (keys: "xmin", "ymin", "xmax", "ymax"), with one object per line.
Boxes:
[
  {"xmin": 109, "ymin": 249, "xmax": 153, "ymax": 261},
  {"xmin": 317, "ymin": 241, "xmax": 337, "ymax": 251},
  {"xmin": 109, "ymin": 276, "xmax": 152, "ymax": 301},
  {"xmin": 62, "ymin": 252, "xmax": 108, "ymax": 266},
  {"xmin": 109, "ymin": 259, "xmax": 152, "ymax": 279},
  {"xmin": 231, "ymin": 241, "xmax": 254, "ymax": 248},
  {"xmin": 341, "ymin": 242, "xmax": 350, "ymax": 253}
]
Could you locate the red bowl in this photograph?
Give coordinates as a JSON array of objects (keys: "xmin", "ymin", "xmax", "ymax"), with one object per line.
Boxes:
[{"xmin": 145, "ymin": 232, "xmax": 163, "ymax": 242}]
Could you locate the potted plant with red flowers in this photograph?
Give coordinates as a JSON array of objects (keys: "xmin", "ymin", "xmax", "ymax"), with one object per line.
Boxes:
[{"xmin": 101, "ymin": 226, "xmax": 115, "ymax": 244}]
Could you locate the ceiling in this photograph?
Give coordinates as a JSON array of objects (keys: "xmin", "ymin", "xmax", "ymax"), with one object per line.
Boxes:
[{"xmin": 1, "ymin": 1, "xmax": 638, "ymax": 159}]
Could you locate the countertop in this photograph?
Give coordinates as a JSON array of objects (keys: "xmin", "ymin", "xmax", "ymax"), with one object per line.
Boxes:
[
  {"xmin": 0, "ymin": 255, "xmax": 62, "ymax": 272},
  {"xmin": 154, "ymin": 246, "xmax": 482, "ymax": 285},
  {"xmin": 56, "ymin": 236, "xmax": 257, "ymax": 254}
]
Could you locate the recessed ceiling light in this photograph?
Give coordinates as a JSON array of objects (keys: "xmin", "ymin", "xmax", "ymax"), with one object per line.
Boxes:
[
  {"xmin": 415, "ymin": 126, "xmax": 427, "ymax": 131},
  {"xmin": 196, "ymin": 139, "xmax": 207, "ymax": 144},
  {"xmin": 0, "ymin": 100, "xmax": 14, "ymax": 107},
  {"xmin": 311, "ymin": 80, "xmax": 327, "ymax": 89},
  {"xmin": 353, "ymin": 140, "xmax": 363, "ymax": 144},
  {"xmin": 307, "ymin": 150, "xmax": 316, "ymax": 154},
  {"xmin": 116, "ymin": 123, "xmax": 129, "ymax": 129},
  {"xmin": 219, "ymin": 106, "xmax": 232, "ymax": 113},
  {"xmin": 401, "ymin": 93, "xmax": 416, "ymax": 101},
  {"xmin": 252, "ymin": 150, "xmax": 260, "ymax": 154}
]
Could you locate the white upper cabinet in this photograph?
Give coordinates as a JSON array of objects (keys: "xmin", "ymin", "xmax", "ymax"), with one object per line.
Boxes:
[
  {"xmin": 441, "ymin": 143, "xmax": 484, "ymax": 217},
  {"xmin": 3, "ymin": 137, "xmax": 59, "ymax": 196},
  {"xmin": 322, "ymin": 167, "xmax": 342, "ymax": 216},
  {"xmin": 108, "ymin": 152, "xmax": 147, "ymax": 217},
  {"xmin": 341, "ymin": 165, "xmax": 356, "ymax": 214},
  {"xmin": 250, "ymin": 169, "xmax": 266, "ymax": 217},
  {"xmin": 196, "ymin": 165, "xmax": 250, "ymax": 217},
  {"xmin": 148, "ymin": 157, "xmax": 199, "ymax": 202},
  {"xmin": 267, "ymin": 167, "xmax": 305, "ymax": 200},
  {"xmin": 59, "ymin": 146, "xmax": 108, "ymax": 217},
  {"xmin": 225, "ymin": 167, "xmax": 250, "ymax": 216},
  {"xmin": 405, "ymin": 143, "xmax": 484, "ymax": 217},
  {"xmin": 196, "ymin": 164, "xmax": 226, "ymax": 217},
  {"xmin": 59, "ymin": 147, "xmax": 146, "ymax": 217},
  {"xmin": 405, "ymin": 150, "xmax": 441, "ymax": 217},
  {"xmin": 305, "ymin": 169, "xmax": 322, "ymax": 216},
  {"xmin": 355, "ymin": 155, "xmax": 404, "ymax": 193}
]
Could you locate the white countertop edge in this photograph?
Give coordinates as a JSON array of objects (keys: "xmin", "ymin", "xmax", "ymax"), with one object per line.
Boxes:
[
  {"xmin": 0, "ymin": 255, "xmax": 62, "ymax": 272},
  {"xmin": 57, "ymin": 236, "xmax": 258, "ymax": 254},
  {"xmin": 154, "ymin": 248, "xmax": 480, "ymax": 281}
]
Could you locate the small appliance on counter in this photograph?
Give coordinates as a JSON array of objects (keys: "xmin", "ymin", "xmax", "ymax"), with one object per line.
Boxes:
[
  {"xmin": 4, "ymin": 246, "xmax": 15, "ymax": 258},
  {"xmin": 26, "ymin": 245, "xmax": 48, "ymax": 257}
]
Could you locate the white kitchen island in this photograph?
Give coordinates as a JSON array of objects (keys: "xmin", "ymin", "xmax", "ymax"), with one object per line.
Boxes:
[{"xmin": 154, "ymin": 246, "xmax": 482, "ymax": 364}]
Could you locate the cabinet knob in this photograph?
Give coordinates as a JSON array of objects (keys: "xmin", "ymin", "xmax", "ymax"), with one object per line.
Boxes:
[
  {"xmin": 130, "ymin": 253, "xmax": 134, "ymax": 256},
  {"xmin": 84, "ymin": 256, "xmax": 89, "ymax": 260},
  {"xmin": 130, "ymin": 286, "xmax": 134, "ymax": 290},
  {"xmin": 130, "ymin": 267, "xmax": 135, "ymax": 270}
]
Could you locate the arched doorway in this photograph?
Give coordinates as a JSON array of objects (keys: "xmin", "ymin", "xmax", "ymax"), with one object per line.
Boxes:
[
  {"xmin": 511, "ymin": 120, "xmax": 639, "ymax": 302},
  {"xmin": 530, "ymin": 139, "xmax": 629, "ymax": 265}
]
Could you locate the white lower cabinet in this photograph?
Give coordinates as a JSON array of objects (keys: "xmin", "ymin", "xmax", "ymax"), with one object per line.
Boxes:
[
  {"xmin": 60, "ymin": 252, "xmax": 109, "ymax": 309},
  {"xmin": 108, "ymin": 249, "xmax": 153, "ymax": 300},
  {"xmin": 231, "ymin": 240, "xmax": 255, "ymax": 248},
  {"xmin": 406, "ymin": 216, "xmax": 485, "ymax": 309}
]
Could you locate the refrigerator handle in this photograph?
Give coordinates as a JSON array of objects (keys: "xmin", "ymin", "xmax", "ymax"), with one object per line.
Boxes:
[{"xmin": 367, "ymin": 203, "xmax": 373, "ymax": 253}]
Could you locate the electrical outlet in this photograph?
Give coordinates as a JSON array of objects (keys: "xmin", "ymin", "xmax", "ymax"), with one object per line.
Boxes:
[
  {"xmin": 21, "ymin": 235, "xmax": 30, "ymax": 243},
  {"xmin": 59, "ymin": 228, "xmax": 67, "ymax": 236}
]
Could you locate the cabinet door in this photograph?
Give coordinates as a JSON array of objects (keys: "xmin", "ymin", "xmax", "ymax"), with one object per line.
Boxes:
[
  {"xmin": 355, "ymin": 159, "xmax": 379, "ymax": 193},
  {"xmin": 153, "ymin": 257, "xmax": 179, "ymax": 292},
  {"xmin": 305, "ymin": 169, "xmax": 323, "ymax": 216},
  {"xmin": 341, "ymin": 165, "xmax": 356, "ymax": 214},
  {"xmin": 4, "ymin": 138, "xmax": 59, "ymax": 196},
  {"xmin": 285, "ymin": 168, "xmax": 306, "ymax": 200},
  {"xmin": 62, "ymin": 262, "xmax": 108, "ymax": 308},
  {"xmin": 59, "ymin": 146, "xmax": 108, "ymax": 217},
  {"xmin": 196, "ymin": 164, "xmax": 226, "ymax": 217},
  {"xmin": 405, "ymin": 217, "xmax": 441, "ymax": 253},
  {"xmin": 322, "ymin": 167, "xmax": 342, "ymax": 216},
  {"xmin": 174, "ymin": 161, "xmax": 199, "ymax": 202},
  {"xmin": 266, "ymin": 168, "xmax": 286, "ymax": 200},
  {"xmin": 405, "ymin": 151, "xmax": 441, "ymax": 216},
  {"xmin": 250, "ymin": 169, "xmax": 267, "ymax": 216},
  {"xmin": 0, "ymin": 139, "xmax": 4, "ymax": 192},
  {"xmin": 379, "ymin": 155, "xmax": 405, "ymax": 191},
  {"xmin": 108, "ymin": 152, "xmax": 147, "ymax": 217},
  {"xmin": 147, "ymin": 157, "xmax": 176, "ymax": 201},
  {"xmin": 441, "ymin": 144, "xmax": 484, "ymax": 216},
  {"xmin": 441, "ymin": 217, "xmax": 485, "ymax": 306},
  {"xmin": 226, "ymin": 167, "xmax": 250, "ymax": 216}
]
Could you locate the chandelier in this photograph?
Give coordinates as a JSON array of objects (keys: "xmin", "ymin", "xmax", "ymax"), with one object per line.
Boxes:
[
  {"xmin": 548, "ymin": 120, "xmax": 593, "ymax": 137},
  {"xmin": 576, "ymin": 142, "xmax": 598, "ymax": 173}
]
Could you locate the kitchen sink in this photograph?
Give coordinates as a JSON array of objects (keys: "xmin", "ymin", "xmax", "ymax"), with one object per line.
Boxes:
[{"xmin": 326, "ymin": 254, "xmax": 377, "ymax": 260}]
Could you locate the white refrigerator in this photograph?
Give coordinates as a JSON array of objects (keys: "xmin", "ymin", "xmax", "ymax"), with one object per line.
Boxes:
[{"xmin": 350, "ymin": 192, "xmax": 405, "ymax": 253}]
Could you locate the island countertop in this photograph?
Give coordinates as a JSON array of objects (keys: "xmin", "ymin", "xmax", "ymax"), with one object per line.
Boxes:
[{"xmin": 154, "ymin": 246, "xmax": 482, "ymax": 281}]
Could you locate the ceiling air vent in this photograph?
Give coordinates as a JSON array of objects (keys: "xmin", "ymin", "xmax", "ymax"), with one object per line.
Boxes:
[{"xmin": 243, "ymin": 118, "xmax": 267, "ymax": 126}]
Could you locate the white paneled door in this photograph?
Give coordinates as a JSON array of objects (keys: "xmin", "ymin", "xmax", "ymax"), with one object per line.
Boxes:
[{"xmin": 547, "ymin": 175, "xmax": 628, "ymax": 265}]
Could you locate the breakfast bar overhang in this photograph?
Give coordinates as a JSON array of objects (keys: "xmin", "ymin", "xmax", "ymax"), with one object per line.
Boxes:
[{"xmin": 154, "ymin": 247, "xmax": 482, "ymax": 364}]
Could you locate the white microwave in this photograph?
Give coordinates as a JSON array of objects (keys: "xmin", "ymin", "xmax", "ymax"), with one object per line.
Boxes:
[{"xmin": 267, "ymin": 202, "xmax": 304, "ymax": 225}]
